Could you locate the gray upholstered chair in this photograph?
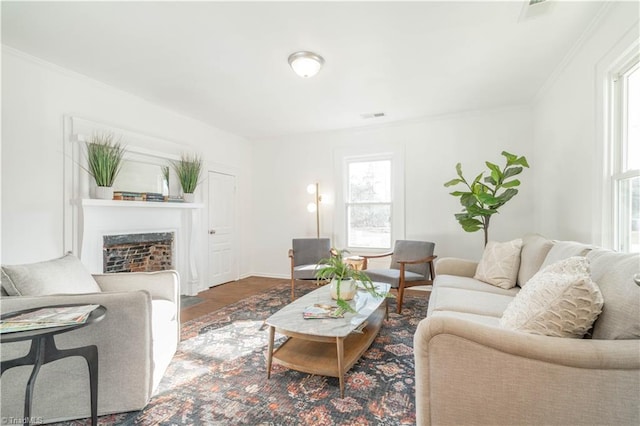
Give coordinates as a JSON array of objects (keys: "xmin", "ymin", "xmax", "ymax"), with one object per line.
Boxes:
[
  {"xmin": 288, "ymin": 238, "xmax": 331, "ymax": 300},
  {"xmin": 362, "ymin": 240, "xmax": 436, "ymax": 313}
]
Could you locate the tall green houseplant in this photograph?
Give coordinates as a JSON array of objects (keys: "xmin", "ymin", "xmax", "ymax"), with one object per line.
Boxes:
[{"xmin": 444, "ymin": 151, "xmax": 529, "ymax": 246}]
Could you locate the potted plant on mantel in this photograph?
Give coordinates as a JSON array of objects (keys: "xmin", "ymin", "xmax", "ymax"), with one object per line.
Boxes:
[
  {"xmin": 315, "ymin": 249, "xmax": 390, "ymax": 314},
  {"xmin": 85, "ymin": 133, "xmax": 126, "ymax": 200},
  {"xmin": 172, "ymin": 154, "xmax": 202, "ymax": 203}
]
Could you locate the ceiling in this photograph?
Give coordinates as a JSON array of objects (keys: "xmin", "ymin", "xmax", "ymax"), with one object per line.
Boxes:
[{"xmin": 1, "ymin": 1, "xmax": 607, "ymax": 140}]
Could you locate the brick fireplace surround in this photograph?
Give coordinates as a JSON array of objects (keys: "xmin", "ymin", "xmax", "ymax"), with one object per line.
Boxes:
[{"xmin": 103, "ymin": 232, "xmax": 174, "ymax": 273}]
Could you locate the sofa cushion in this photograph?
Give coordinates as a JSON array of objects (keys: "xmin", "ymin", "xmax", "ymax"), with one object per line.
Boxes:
[
  {"xmin": 474, "ymin": 239, "xmax": 522, "ymax": 289},
  {"xmin": 430, "ymin": 310, "xmax": 502, "ymax": 328},
  {"xmin": 500, "ymin": 257, "xmax": 603, "ymax": 338},
  {"xmin": 517, "ymin": 233, "xmax": 554, "ymax": 287},
  {"xmin": 435, "ymin": 275, "xmax": 520, "ymax": 297},
  {"xmin": 429, "ymin": 287, "xmax": 515, "ymax": 317},
  {"xmin": 1, "ymin": 254, "xmax": 102, "ymax": 296},
  {"xmin": 540, "ymin": 240, "xmax": 593, "ymax": 269},
  {"xmin": 587, "ymin": 249, "xmax": 640, "ymax": 339}
]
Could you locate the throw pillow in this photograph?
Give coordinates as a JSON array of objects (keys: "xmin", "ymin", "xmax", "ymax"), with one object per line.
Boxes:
[
  {"xmin": 500, "ymin": 256, "xmax": 604, "ymax": 338},
  {"xmin": 1, "ymin": 254, "xmax": 102, "ymax": 296},
  {"xmin": 587, "ymin": 249, "xmax": 640, "ymax": 339},
  {"xmin": 474, "ymin": 239, "xmax": 523, "ymax": 289},
  {"xmin": 540, "ymin": 240, "xmax": 593, "ymax": 269},
  {"xmin": 517, "ymin": 233, "xmax": 554, "ymax": 287}
]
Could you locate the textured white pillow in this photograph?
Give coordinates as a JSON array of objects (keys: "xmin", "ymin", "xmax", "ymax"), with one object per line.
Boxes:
[
  {"xmin": 500, "ymin": 256, "xmax": 604, "ymax": 338},
  {"xmin": 1, "ymin": 254, "xmax": 101, "ymax": 296},
  {"xmin": 474, "ymin": 239, "xmax": 523, "ymax": 289}
]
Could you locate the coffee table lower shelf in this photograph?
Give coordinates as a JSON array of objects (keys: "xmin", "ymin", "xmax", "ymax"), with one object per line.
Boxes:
[{"xmin": 266, "ymin": 304, "xmax": 385, "ymax": 398}]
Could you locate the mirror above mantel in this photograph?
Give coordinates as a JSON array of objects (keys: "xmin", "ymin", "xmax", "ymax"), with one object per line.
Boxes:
[{"xmin": 63, "ymin": 115, "xmax": 205, "ymax": 280}]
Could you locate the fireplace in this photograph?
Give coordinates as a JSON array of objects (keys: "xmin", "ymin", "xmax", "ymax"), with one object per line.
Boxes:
[
  {"xmin": 76, "ymin": 199, "xmax": 204, "ymax": 295},
  {"xmin": 103, "ymin": 232, "xmax": 174, "ymax": 273}
]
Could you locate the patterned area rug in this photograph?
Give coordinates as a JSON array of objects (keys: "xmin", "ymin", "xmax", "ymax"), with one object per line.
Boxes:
[{"xmin": 61, "ymin": 284, "xmax": 428, "ymax": 425}]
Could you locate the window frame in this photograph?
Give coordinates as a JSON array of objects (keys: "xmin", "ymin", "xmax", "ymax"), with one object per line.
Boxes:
[
  {"xmin": 333, "ymin": 146, "xmax": 405, "ymax": 253},
  {"xmin": 344, "ymin": 155, "xmax": 393, "ymax": 250},
  {"xmin": 609, "ymin": 52, "xmax": 640, "ymax": 252}
]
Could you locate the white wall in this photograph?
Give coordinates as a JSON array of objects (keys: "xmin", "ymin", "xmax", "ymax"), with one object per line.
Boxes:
[
  {"xmin": 532, "ymin": 1, "xmax": 639, "ymax": 246},
  {"xmin": 1, "ymin": 49, "xmax": 254, "ymax": 283},
  {"xmin": 251, "ymin": 106, "xmax": 535, "ymax": 278}
]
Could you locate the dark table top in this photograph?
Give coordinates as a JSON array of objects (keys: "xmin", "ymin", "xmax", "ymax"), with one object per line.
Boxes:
[{"xmin": 0, "ymin": 304, "xmax": 107, "ymax": 343}]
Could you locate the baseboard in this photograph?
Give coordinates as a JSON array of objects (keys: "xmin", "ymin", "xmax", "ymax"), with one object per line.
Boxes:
[{"xmin": 244, "ymin": 272, "xmax": 289, "ymax": 279}]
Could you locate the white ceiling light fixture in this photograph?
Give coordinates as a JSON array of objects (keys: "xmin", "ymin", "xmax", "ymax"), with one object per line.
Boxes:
[{"xmin": 288, "ymin": 51, "xmax": 325, "ymax": 78}]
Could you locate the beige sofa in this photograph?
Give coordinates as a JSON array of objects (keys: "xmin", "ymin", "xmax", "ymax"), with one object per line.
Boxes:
[
  {"xmin": 414, "ymin": 235, "xmax": 640, "ymax": 426},
  {"xmin": 1, "ymin": 255, "xmax": 180, "ymax": 423}
]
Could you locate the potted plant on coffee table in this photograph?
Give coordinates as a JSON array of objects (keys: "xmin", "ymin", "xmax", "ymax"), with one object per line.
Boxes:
[
  {"xmin": 315, "ymin": 249, "xmax": 389, "ymax": 314},
  {"xmin": 85, "ymin": 133, "xmax": 126, "ymax": 200},
  {"xmin": 172, "ymin": 154, "xmax": 202, "ymax": 202}
]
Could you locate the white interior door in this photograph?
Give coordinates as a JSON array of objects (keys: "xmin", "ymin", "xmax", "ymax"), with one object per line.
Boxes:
[{"xmin": 208, "ymin": 171, "xmax": 236, "ymax": 286}]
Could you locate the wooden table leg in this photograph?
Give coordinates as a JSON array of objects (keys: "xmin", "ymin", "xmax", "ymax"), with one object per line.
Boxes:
[
  {"xmin": 266, "ymin": 326, "xmax": 275, "ymax": 379},
  {"xmin": 336, "ymin": 337, "xmax": 345, "ymax": 398}
]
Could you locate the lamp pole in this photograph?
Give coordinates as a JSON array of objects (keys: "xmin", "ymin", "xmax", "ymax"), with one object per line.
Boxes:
[{"xmin": 314, "ymin": 183, "xmax": 320, "ymax": 238}]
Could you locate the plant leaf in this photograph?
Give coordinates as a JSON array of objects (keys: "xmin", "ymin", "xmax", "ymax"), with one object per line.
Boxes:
[
  {"xmin": 444, "ymin": 178, "xmax": 463, "ymax": 187},
  {"xmin": 495, "ymin": 188, "xmax": 519, "ymax": 203},
  {"xmin": 503, "ymin": 166, "xmax": 523, "ymax": 179},
  {"xmin": 484, "ymin": 176, "xmax": 497, "ymax": 186},
  {"xmin": 476, "ymin": 192, "xmax": 501, "ymax": 205},
  {"xmin": 501, "ymin": 179, "xmax": 521, "ymax": 188},
  {"xmin": 460, "ymin": 193, "xmax": 477, "ymax": 207},
  {"xmin": 336, "ymin": 298, "xmax": 356, "ymax": 313}
]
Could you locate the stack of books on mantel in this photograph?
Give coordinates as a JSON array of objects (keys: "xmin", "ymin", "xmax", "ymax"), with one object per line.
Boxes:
[
  {"xmin": 111, "ymin": 191, "xmax": 170, "ymax": 202},
  {"xmin": 113, "ymin": 191, "xmax": 146, "ymax": 201},
  {"xmin": 145, "ymin": 192, "xmax": 165, "ymax": 202}
]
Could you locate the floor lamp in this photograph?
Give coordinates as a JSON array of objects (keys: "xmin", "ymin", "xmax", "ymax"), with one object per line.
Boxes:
[{"xmin": 307, "ymin": 183, "xmax": 321, "ymax": 238}]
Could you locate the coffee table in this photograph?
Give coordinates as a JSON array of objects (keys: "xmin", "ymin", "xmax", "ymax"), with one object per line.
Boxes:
[{"xmin": 265, "ymin": 282, "xmax": 390, "ymax": 397}]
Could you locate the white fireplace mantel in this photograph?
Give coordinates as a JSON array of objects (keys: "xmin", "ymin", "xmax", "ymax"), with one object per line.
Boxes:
[
  {"xmin": 80, "ymin": 199, "xmax": 204, "ymax": 209},
  {"xmin": 77, "ymin": 199, "xmax": 204, "ymax": 295}
]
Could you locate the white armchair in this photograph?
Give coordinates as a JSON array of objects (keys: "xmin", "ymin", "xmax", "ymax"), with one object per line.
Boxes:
[{"xmin": 1, "ymin": 255, "xmax": 180, "ymax": 423}]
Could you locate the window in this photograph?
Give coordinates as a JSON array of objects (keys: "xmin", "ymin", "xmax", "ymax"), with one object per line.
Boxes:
[
  {"xmin": 345, "ymin": 157, "xmax": 392, "ymax": 249},
  {"xmin": 611, "ymin": 56, "xmax": 640, "ymax": 253}
]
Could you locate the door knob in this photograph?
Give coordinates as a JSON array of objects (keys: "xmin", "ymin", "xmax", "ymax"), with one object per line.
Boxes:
[{"xmin": 209, "ymin": 230, "xmax": 216, "ymax": 235}]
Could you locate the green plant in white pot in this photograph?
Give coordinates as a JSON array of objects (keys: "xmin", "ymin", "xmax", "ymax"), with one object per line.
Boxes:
[
  {"xmin": 85, "ymin": 133, "xmax": 126, "ymax": 200},
  {"xmin": 315, "ymin": 249, "xmax": 388, "ymax": 314},
  {"xmin": 172, "ymin": 154, "xmax": 202, "ymax": 202}
]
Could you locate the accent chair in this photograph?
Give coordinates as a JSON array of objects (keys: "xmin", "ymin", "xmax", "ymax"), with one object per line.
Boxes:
[
  {"xmin": 362, "ymin": 240, "xmax": 437, "ymax": 313},
  {"xmin": 288, "ymin": 238, "xmax": 331, "ymax": 300}
]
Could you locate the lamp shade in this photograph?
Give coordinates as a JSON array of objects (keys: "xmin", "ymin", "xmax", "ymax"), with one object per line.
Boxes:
[{"xmin": 288, "ymin": 51, "xmax": 325, "ymax": 78}]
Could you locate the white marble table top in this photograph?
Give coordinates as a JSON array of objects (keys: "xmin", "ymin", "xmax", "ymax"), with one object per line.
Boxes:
[{"xmin": 266, "ymin": 282, "xmax": 390, "ymax": 338}]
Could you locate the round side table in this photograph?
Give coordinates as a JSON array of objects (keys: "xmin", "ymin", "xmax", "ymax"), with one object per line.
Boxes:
[{"xmin": 1, "ymin": 304, "xmax": 106, "ymax": 426}]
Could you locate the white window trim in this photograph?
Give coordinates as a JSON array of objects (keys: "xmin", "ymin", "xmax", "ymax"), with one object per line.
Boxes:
[
  {"xmin": 598, "ymin": 36, "xmax": 639, "ymax": 251},
  {"xmin": 595, "ymin": 30, "xmax": 639, "ymax": 250},
  {"xmin": 333, "ymin": 145, "xmax": 405, "ymax": 253},
  {"xmin": 345, "ymin": 154, "xmax": 393, "ymax": 250}
]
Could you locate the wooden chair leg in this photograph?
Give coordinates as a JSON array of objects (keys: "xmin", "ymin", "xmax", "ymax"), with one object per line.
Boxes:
[
  {"xmin": 397, "ymin": 264, "xmax": 406, "ymax": 314},
  {"xmin": 397, "ymin": 284, "xmax": 405, "ymax": 314},
  {"xmin": 290, "ymin": 277, "xmax": 295, "ymax": 301}
]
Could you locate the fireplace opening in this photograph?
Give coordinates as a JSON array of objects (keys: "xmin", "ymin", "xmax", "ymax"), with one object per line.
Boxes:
[{"xmin": 103, "ymin": 232, "xmax": 174, "ymax": 273}]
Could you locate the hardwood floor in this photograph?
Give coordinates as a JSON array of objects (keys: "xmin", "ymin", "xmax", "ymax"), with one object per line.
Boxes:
[
  {"xmin": 180, "ymin": 276, "xmax": 430, "ymax": 324},
  {"xmin": 181, "ymin": 277, "xmax": 312, "ymax": 323}
]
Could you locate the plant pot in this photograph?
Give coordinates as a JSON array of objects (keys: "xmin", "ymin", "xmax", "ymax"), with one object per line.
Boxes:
[
  {"xmin": 183, "ymin": 193, "xmax": 196, "ymax": 203},
  {"xmin": 94, "ymin": 186, "xmax": 114, "ymax": 200},
  {"xmin": 330, "ymin": 278, "xmax": 357, "ymax": 301}
]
